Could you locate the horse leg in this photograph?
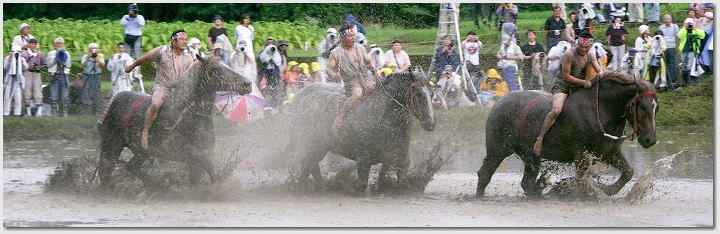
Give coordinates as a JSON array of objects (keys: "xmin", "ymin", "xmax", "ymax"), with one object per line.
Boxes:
[
  {"xmin": 356, "ymin": 158, "xmax": 373, "ymax": 193},
  {"xmin": 98, "ymin": 131, "xmax": 124, "ymax": 188},
  {"xmin": 476, "ymin": 146, "xmax": 512, "ymax": 197},
  {"xmin": 519, "ymin": 154, "xmax": 542, "ymax": 198},
  {"xmin": 600, "ymin": 151, "xmax": 634, "ymax": 195},
  {"xmin": 573, "ymin": 154, "xmax": 605, "ymax": 197},
  {"xmin": 125, "ymin": 153, "xmax": 155, "ymax": 190},
  {"xmin": 299, "ymin": 147, "xmax": 326, "ymax": 186}
]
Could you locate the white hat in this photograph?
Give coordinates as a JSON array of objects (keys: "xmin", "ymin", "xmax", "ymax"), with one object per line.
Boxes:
[
  {"xmin": 638, "ymin": 25, "xmax": 650, "ymax": 34},
  {"xmin": 188, "ymin": 38, "xmax": 201, "ymax": 45},
  {"xmin": 684, "ymin": 18, "xmax": 695, "ymax": 25},
  {"xmin": 705, "ymin": 12, "xmax": 713, "ymax": 20},
  {"xmin": 18, "ymin": 23, "xmax": 29, "ymax": 31},
  {"xmin": 54, "ymin": 38, "xmax": 65, "ymax": 44},
  {"xmin": 326, "ymin": 28, "xmax": 337, "ymax": 34},
  {"xmin": 88, "ymin": 43, "xmax": 99, "ymax": 49},
  {"xmin": 501, "ymin": 34, "xmax": 511, "ymax": 44}
]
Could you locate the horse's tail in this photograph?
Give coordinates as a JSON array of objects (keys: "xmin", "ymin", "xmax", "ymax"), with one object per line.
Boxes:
[{"xmin": 97, "ymin": 93, "xmax": 119, "ymax": 125}]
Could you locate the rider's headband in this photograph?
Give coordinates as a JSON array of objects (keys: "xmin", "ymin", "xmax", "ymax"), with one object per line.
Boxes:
[
  {"xmin": 173, "ymin": 32, "xmax": 188, "ymax": 40},
  {"xmin": 340, "ymin": 27, "xmax": 356, "ymax": 37},
  {"xmin": 578, "ymin": 37, "xmax": 592, "ymax": 46}
]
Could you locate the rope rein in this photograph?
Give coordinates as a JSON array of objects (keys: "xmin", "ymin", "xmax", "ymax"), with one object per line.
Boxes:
[{"xmin": 594, "ymin": 71, "xmax": 656, "ymax": 141}]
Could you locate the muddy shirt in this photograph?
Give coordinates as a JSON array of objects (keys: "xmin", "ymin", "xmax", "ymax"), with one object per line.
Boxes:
[
  {"xmin": 329, "ymin": 43, "xmax": 375, "ymax": 92},
  {"xmin": 154, "ymin": 45, "xmax": 195, "ymax": 89},
  {"xmin": 551, "ymin": 47, "xmax": 592, "ymax": 94}
]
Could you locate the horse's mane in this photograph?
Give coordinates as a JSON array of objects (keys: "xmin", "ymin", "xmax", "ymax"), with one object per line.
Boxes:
[
  {"xmin": 169, "ymin": 55, "xmax": 224, "ymax": 106},
  {"xmin": 590, "ymin": 71, "xmax": 655, "ymax": 93}
]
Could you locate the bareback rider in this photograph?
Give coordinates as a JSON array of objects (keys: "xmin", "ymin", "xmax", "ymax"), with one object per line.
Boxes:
[
  {"xmin": 326, "ymin": 21, "xmax": 378, "ymax": 136},
  {"xmin": 125, "ymin": 30, "xmax": 195, "ymax": 149},
  {"xmin": 534, "ymin": 32, "xmax": 601, "ymax": 155}
]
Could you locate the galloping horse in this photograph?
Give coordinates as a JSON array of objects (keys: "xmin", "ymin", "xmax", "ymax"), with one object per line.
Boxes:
[
  {"xmin": 96, "ymin": 55, "xmax": 252, "ymax": 188},
  {"xmin": 284, "ymin": 71, "xmax": 436, "ymax": 192},
  {"xmin": 477, "ymin": 71, "xmax": 659, "ymax": 197}
]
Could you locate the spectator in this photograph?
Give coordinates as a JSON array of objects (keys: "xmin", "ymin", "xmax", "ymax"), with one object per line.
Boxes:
[
  {"xmin": 645, "ymin": 3, "xmax": 661, "ymax": 25},
  {"xmin": 384, "ymin": 40, "xmax": 412, "ymax": 73},
  {"xmin": 297, "ymin": 62, "xmax": 312, "ymax": 89},
  {"xmin": 310, "ymin": 61, "xmax": 323, "ymax": 83},
  {"xmin": 552, "ymin": 3, "xmax": 567, "ymax": 20},
  {"xmin": 187, "ymin": 38, "xmax": 206, "ymax": 59},
  {"xmin": 432, "ymin": 35, "xmax": 460, "ymax": 79},
  {"xmin": 80, "ymin": 43, "xmax": 105, "ymax": 114},
  {"xmin": 120, "ymin": 3, "xmax": 145, "ymax": 59},
  {"xmin": 4, "ymin": 49, "xmax": 28, "ymax": 116},
  {"xmin": 678, "ymin": 18, "xmax": 706, "ymax": 86},
  {"xmin": 20, "ymin": 38, "xmax": 45, "ymax": 116},
  {"xmin": 11, "ymin": 23, "xmax": 35, "ymax": 52},
  {"xmin": 107, "ymin": 42, "xmax": 139, "ymax": 96},
  {"xmin": 643, "ymin": 31, "xmax": 667, "ymax": 90},
  {"xmin": 699, "ymin": 11, "xmax": 713, "ymax": 30},
  {"xmin": 521, "ymin": 30, "xmax": 545, "ymax": 90},
  {"xmin": 496, "ymin": 3, "xmax": 519, "ymax": 42},
  {"xmin": 478, "ymin": 68, "xmax": 508, "ymax": 108},
  {"xmin": 699, "ymin": 15, "xmax": 713, "ymax": 75},
  {"xmin": 461, "ymin": 32, "xmax": 483, "ymax": 77},
  {"xmin": 46, "ymin": 38, "xmax": 72, "ymax": 117},
  {"xmin": 496, "ymin": 34, "xmax": 523, "ymax": 91},
  {"xmin": 437, "ymin": 65, "xmax": 462, "ymax": 98},
  {"xmin": 634, "ymin": 25, "xmax": 651, "ymax": 78},
  {"xmin": 687, "ymin": 9, "xmax": 701, "ymax": 27},
  {"xmin": 207, "ymin": 15, "xmax": 228, "ymax": 50},
  {"xmin": 234, "ymin": 14, "xmax": 255, "ymax": 61},
  {"xmin": 628, "ymin": 3, "xmax": 644, "ymax": 23},
  {"xmin": 431, "ymin": 85, "xmax": 448, "ymax": 110},
  {"xmin": 284, "ymin": 61, "xmax": 300, "ymax": 94},
  {"xmin": 606, "ymin": 17, "xmax": 628, "ymax": 70},
  {"xmin": 265, "ymin": 37, "xmax": 276, "ymax": 47},
  {"xmin": 659, "ymin": 14, "xmax": 681, "ymax": 90},
  {"xmin": 545, "ymin": 6, "xmax": 567, "ymax": 49},
  {"xmin": 566, "ymin": 11, "xmax": 579, "ymax": 43},
  {"xmin": 278, "ymin": 40, "xmax": 290, "ymax": 72}
]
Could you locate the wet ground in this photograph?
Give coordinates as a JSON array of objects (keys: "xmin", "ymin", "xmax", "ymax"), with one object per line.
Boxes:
[{"xmin": 2, "ymin": 126, "xmax": 714, "ymax": 227}]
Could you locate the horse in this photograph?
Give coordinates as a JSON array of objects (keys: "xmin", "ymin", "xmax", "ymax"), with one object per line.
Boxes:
[
  {"xmin": 476, "ymin": 71, "xmax": 659, "ymax": 198},
  {"xmin": 284, "ymin": 70, "xmax": 436, "ymax": 192},
  {"xmin": 96, "ymin": 55, "xmax": 253, "ymax": 189}
]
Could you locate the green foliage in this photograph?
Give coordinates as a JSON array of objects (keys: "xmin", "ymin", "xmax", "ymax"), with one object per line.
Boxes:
[
  {"xmin": 655, "ymin": 77, "xmax": 713, "ymax": 126},
  {"xmin": 3, "ymin": 18, "xmax": 323, "ymax": 56}
]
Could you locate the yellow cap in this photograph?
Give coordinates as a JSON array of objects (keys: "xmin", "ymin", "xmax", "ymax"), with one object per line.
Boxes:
[
  {"xmin": 288, "ymin": 61, "xmax": 299, "ymax": 68},
  {"xmin": 286, "ymin": 92, "xmax": 296, "ymax": 103},
  {"xmin": 381, "ymin": 67, "xmax": 394, "ymax": 76},
  {"xmin": 311, "ymin": 62, "xmax": 320, "ymax": 72},
  {"xmin": 387, "ymin": 63, "xmax": 397, "ymax": 68},
  {"xmin": 298, "ymin": 63, "xmax": 309, "ymax": 75},
  {"xmin": 486, "ymin": 69, "xmax": 501, "ymax": 79}
]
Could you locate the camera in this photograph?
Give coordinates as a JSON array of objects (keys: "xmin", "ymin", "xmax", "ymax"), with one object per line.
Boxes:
[
  {"xmin": 269, "ymin": 46, "xmax": 276, "ymax": 53},
  {"xmin": 329, "ymin": 35, "xmax": 335, "ymax": 40},
  {"xmin": 91, "ymin": 53, "xmax": 98, "ymax": 58}
]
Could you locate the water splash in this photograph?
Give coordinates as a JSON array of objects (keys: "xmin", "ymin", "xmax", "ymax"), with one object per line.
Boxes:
[{"xmin": 626, "ymin": 150, "xmax": 682, "ymax": 205}]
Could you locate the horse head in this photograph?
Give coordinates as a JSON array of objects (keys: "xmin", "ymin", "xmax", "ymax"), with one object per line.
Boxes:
[
  {"xmin": 594, "ymin": 71, "xmax": 658, "ymax": 148},
  {"xmin": 196, "ymin": 54, "xmax": 252, "ymax": 96},
  {"xmin": 627, "ymin": 76, "xmax": 659, "ymax": 148},
  {"xmin": 383, "ymin": 69, "xmax": 436, "ymax": 131}
]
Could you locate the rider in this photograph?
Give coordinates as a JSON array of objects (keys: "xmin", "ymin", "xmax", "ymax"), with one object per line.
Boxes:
[
  {"xmin": 533, "ymin": 31, "xmax": 601, "ymax": 155},
  {"xmin": 125, "ymin": 30, "xmax": 195, "ymax": 149},
  {"xmin": 327, "ymin": 21, "xmax": 377, "ymax": 136}
]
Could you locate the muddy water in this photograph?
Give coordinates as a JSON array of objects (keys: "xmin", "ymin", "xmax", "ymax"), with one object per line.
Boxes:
[{"xmin": 2, "ymin": 124, "xmax": 714, "ymax": 227}]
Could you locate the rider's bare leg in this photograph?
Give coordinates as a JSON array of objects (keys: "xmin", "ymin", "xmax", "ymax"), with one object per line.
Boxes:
[
  {"xmin": 141, "ymin": 90, "xmax": 166, "ymax": 149},
  {"xmin": 332, "ymin": 87, "xmax": 363, "ymax": 136},
  {"xmin": 534, "ymin": 93, "xmax": 567, "ymax": 155}
]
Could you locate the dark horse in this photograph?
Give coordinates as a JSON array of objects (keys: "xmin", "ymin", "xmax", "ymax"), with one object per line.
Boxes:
[
  {"xmin": 477, "ymin": 71, "xmax": 659, "ymax": 197},
  {"xmin": 96, "ymin": 55, "xmax": 252, "ymax": 188},
  {"xmin": 284, "ymin": 71, "xmax": 436, "ymax": 192}
]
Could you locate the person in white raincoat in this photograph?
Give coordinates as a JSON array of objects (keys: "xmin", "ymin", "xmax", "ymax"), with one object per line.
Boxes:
[
  {"xmin": 107, "ymin": 42, "xmax": 140, "ymax": 96},
  {"xmin": 4, "ymin": 51, "xmax": 28, "ymax": 116}
]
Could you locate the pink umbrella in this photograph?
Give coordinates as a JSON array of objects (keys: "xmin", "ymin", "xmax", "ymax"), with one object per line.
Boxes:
[{"xmin": 215, "ymin": 92, "xmax": 267, "ymax": 123}]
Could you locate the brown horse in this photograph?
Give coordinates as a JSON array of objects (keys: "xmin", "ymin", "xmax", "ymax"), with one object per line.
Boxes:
[
  {"xmin": 96, "ymin": 55, "xmax": 252, "ymax": 189},
  {"xmin": 477, "ymin": 71, "xmax": 659, "ymax": 197}
]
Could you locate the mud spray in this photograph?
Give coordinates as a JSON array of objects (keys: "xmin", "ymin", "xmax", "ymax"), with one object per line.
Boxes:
[{"xmin": 43, "ymin": 113, "xmax": 453, "ymax": 200}]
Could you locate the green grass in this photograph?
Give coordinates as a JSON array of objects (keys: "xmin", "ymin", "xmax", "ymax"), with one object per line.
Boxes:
[{"xmin": 655, "ymin": 76, "xmax": 714, "ymax": 126}]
